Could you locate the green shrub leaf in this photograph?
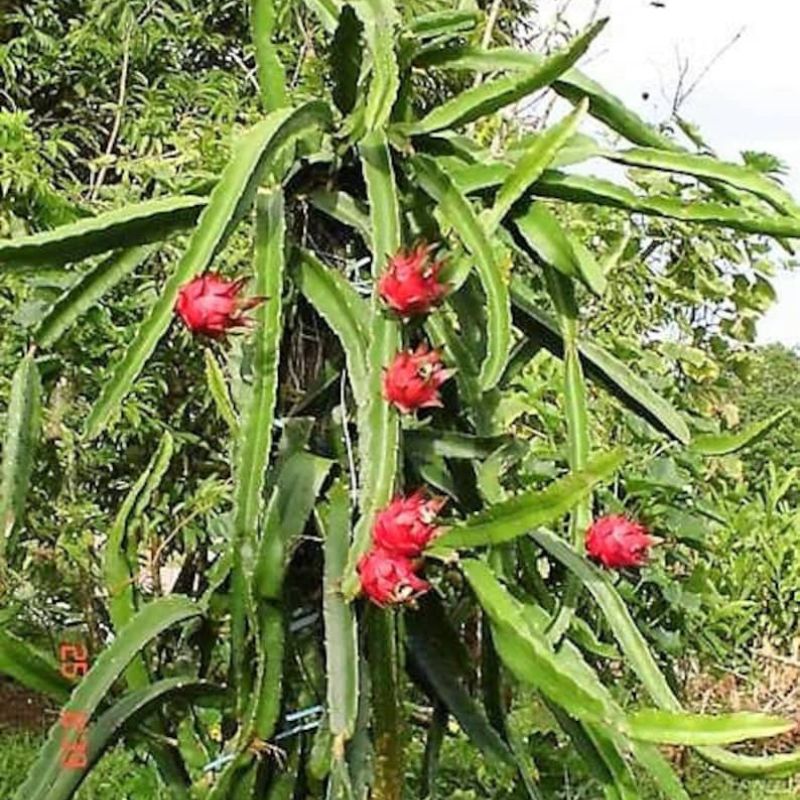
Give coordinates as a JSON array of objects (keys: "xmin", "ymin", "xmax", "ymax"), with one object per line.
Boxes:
[
  {"xmin": 406, "ymin": 595, "xmax": 513, "ymax": 764},
  {"xmin": 412, "ymin": 154, "xmax": 510, "ymax": 390},
  {"xmin": 511, "ymin": 282, "xmax": 691, "ymax": 444},
  {"xmin": 0, "ymin": 352, "xmax": 42, "ymax": 559},
  {"xmin": 0, "ymin": 629, "xmax": 70, "ymax": 701},
  {"xmin": 533, "ymin": 529, "xmax": 800, "ymax": 779},
  {"xmin": 0, "ymin": 196, "xmax": 205, "ymax": 271},
  {"xmin": 230, "ymin": 188, "xmax": 286, "ymax": 703},
  {"xmin": 532, "ymin": 171, "xmax": 800, "ymax": 239},
  {"xmin": 84, "ymin": 102, "xmax": 329, "ymax": 440},
  {"xmin": 46, "ymin": 678, "xmax": 221, "ymax": 800},
  {"xmin": 485, "ymin": 99, "xmax": 589, "ymax": 233},
  {"xmin": 352, "ymin": 0, "xmax": 400, "ymax": 131},
  {"xmin": 342, "ymin": 131, "xmax": 402, "ymax": 596},
  {"xmin": 431, "ymin": 450, "xmax": 623, "ymax": 551},
  {"xmin": 14, "ymin": 596, "xmax": 204, "ymax": 800},
  {"xmin": 294, "ymin": 249, "xmax": 369, "ymax": 406},
  {"xmin": 409, "ymin": 9, "xmax": 480, "ymax": 40},
  {"xmin": 251, "ymin": 0, "xmax": 287, "ymax": 112},
  {"xmin": 36, "ymin": 246, "xmax": 154, "ymax": 347},
  {"xmin": 319, "ymin": 481, "xmax": 359, "ymax": 742},
  {"xmin": 462, "ymin": 559, "xmax": 614, "ymax": 724},
  {"xmin": 204, "ymin": 348, "xmax": 239, "ymax": 436},
  {"xmin": 691, "ymin": 408, "xmax": 791, "ymax": 456},
  {"xmin": 408, "ymin": 19, "xmax": 606, "ymax": 135},
  {"xmin": 331, "ymin": 5, "xmax": 363, "ymax": 114},
  {"xmin": 513, "ymin": 203, "xmax": 605, "ymax": 296},
  {"xmin": 628, "ymin": 709, "xmax": 794, "ymax": 747}
]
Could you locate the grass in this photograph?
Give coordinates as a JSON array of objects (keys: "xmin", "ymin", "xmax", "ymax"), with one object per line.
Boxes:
[
  {"xmin": 669, "ymin": 759, "xmax": 800, "ymax": 800},
  {"xmin": 0, "ymin": 732, "xmax": 170, "ymax": 799},
  {"xmin": 405, "ymin": 705, "xmax": 800, "ymax": 800},
  {"xmin": 2, "ymin": 729, "xmax": 799, "ymax": 798}
]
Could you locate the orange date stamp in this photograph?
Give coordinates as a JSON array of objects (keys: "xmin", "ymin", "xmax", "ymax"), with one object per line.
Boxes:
[
  {"xmin": 58, "ymin": 642, "xmax": 90, "ymax": 769},
  {"xmin": 59, "ymin": 642, "xmax": 89, "ymax": 680}
]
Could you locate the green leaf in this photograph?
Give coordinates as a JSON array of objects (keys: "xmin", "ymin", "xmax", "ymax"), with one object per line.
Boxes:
[
  {"xmin": 294, "ymin": 249, "xmax": 369, "ymax": 406},
  {"xmin": 405, "ymin": 429, "xmax": 510, "ymax": 460},
  {"xmin": 104, "ymin": 432, "xmax": 174, "ymax": 687},
  {"xmin": 35, "ymin": 246, "xmax": 153, "ymax": 347},
  {"xmin": 605, "ymin": 146, "xmax": 800, "ymax": 217},
  {"xmin": 300, "ymin": 0, "xmax": 341, "ymax": 33},
  {"xmin": 532, "ymin": 529, "xmax": 682, "ymax": 713},
  {"xmin": 14, "ymin": 596, "xmax": 203, "ymax": 800},
  {"xmin": 307, "ymin": 189, "xmax": 373, "ymax": 247},
  {"xmin": 251, "ymin": 0, "xmax": 287, "ymax": 113},
  {"xmin": 519, "ymin": 573, "xmax": 687, "ymax": 798},
  {"xmin": 412, "ymin": 154, "xmax": 510, "ymax": 390},
  {"xmin": 348, "ymin": 314, "xmax": 400, "ymax": 577},
  {"xmin": 45, "ymin": 678, "xmax": 221, "ymax": 800},
  {"xmin": 234, "ymin": 187, "xmax": 286, "ymax": 553},
  {"xmin": 449, "ymin": 149, "xmax": 800, "ymax": 239},
  {"xmin": 500, "ymin": 573, "xmax": 688, "ymax": 797},
  {"xmin": 253, "ymin": 603, "xmax": 285, "ymax": 740},
  {"xmin": 420, "ymin": 704, "xmax": 448, "ymax": 799},
  {"xmin": 414, "ymin": 44, "xmax": 543, "ymax": 73},
  {"xmin": 552, "ymin": 68, "xmax": 678, "ymax": 150},
  {"xmin": 462, "ymin": 559, "xmax": 613, "ymax": 725},
  {"xmin": 406, "ymin": 596, "xmax": 513, "ymax": 764},
  {"xmin": 485, "ymin": 100, "xmax": 589, "ymax": 233},
  {"xmin": 425, "ymin": 312, "xmax": 484, "ymax": 430},
  {"xmin": 204, "ymin": 348, "xmax": 239, "ymax": 436},
  {"xmin": 513, "ymin": 203, "xmax": 605, "ymax": 296},
  {"xmin": 531, "ymin": 170, "xmax": 800, "ymax": 239},
  {"xmin": 231, "ymin": 188, "xmax": 286, "ymax": 701},
  {"xmin": 331, "ymin": 5, "xmax": 363, "ymax": 114},
  {"xmin": 409, "ymin": 9, "xmax": 480, "ymax": 40},
  {"xmin": 511, "ymin": 282, "xmax": 691, "ymax": 444},
  {"xmin": 408, "ymin": 20, "xmax": 607, "ymax": 135},
  {"xmin": 583, "ymin": 722, "xmax": 639, "ymax": 800},
  {"xmin": 0, "ymin": 629, "xmax": 70, "ymax": 701},
  {"xmin": 0, "ymin": 196, "xmax": 205, "ymax": 271},
  {"xmin": 245, "ymin": 453, "xmax": 330, "ymax": 750},
  {"xmin": 628, "ymin": 710, "xmax": 793, "ymax": 747},
  {"xmin": 691, "ymin": 408, "xmax": 791, "ymax": 456},
  {"xmin": 450, "ymin": 160, "xmax": 515, "ymax": 194},
  {"xmin": 367, "ymin": 608, "xmax": 404, "ymax": 797},
  {"xmin": 568, "ymin": 615, "xmax": 620, "ymax": 660},
  {"xmin": 532, "ymin": 529, "xmax": 800, "ymax": 779},
  {"xmin": 546, "ymin": 704, "xmax": 633, "ymax": 800},
  {"xmin": 416, "ymin": 44, "xmax": 778, "ymax": 214},
  {"xmin": 254, "ymin": 449, "xmax": 334, "ymax": 599},
  {"xmin": 412, "ymin": 46, "xmax": 684, "ymax": 150},
  {"xmin": 319, "ymin": 481, "xmax": 359, "ymax": 742},
  {"xmin": 352, "ymin": 0, "xmax": 400, "ymax": 131},
  {"xmin": 431, "ymin": 450, "xmax": 623, "ymax": 551},
  {"xmin": 544, "ymin": 268, "xmax": 590, "ymax": 639},
  {"xmin": 632, "ymin": 742, "xmax": 691, "ymax": 800},
  {"xmin": 84, "ymin": 102, "xmax": 329, "ymax": 440},
  {"xmin": 280, "ymin": 452, "xmax": 335, "ymax": 550},
  {"xmin": 0, "ymin": 353, "xmax": 41, "ymax": 559},
  {"xmin": 360, "ymin": 130, "xmax": 402, "ymax": 272},
  {"xmin": 342, "ymin": 131, "xmax": 402, "ymax": 596}
]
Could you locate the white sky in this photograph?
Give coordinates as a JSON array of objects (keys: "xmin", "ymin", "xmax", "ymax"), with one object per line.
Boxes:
[{"xmin": 537, "ymin": 0, "xmax": 800, "ymax": 346}]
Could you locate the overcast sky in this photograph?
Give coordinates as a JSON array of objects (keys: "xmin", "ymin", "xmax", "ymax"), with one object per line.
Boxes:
[{"xmin": 538, "ymin": 0, "xmax": 800, "ymax": 346}]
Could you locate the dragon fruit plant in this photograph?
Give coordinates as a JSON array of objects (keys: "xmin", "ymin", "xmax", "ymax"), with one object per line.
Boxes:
[{"xmin": 2, "ymin": 3, "xmax": 800, "ymax": 799}]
